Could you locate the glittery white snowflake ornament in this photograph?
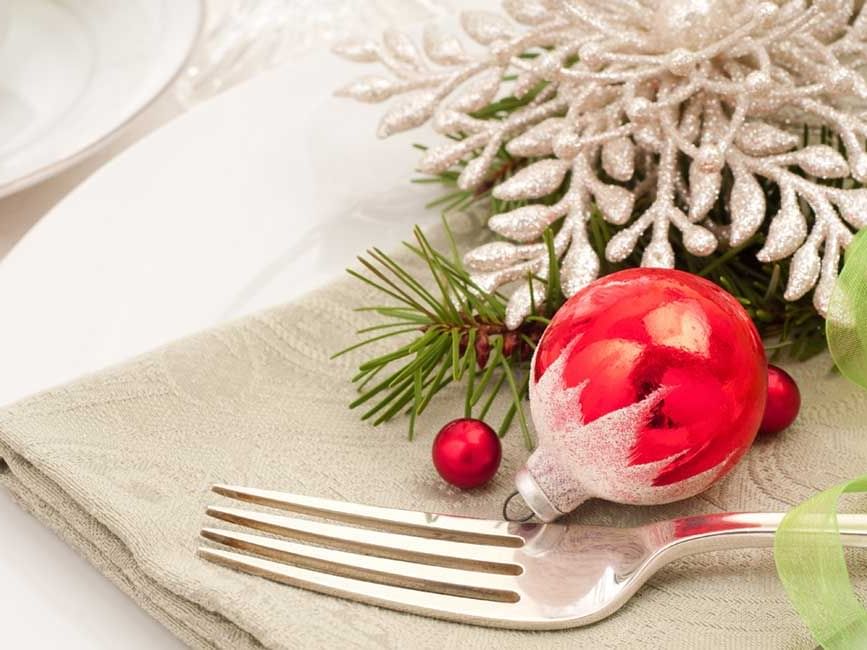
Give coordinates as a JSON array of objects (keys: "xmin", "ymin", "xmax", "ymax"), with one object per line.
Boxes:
[{"xmin": 334, "ymin": 0, "xmax": 867, "ymax": 328}]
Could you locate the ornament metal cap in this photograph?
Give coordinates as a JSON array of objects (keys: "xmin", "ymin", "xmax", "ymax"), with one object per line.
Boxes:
[{"xmin": 514, "ymin": 466, "xmax": 565, "ymax": 523}]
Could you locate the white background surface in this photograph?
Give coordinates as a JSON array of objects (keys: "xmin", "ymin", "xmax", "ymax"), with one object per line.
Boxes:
[
  {"xmin": 0, "ymin": 3, "xmax": 196, "ymax": 646},
  {"xmin": 0, "ymin": 1, "xmax": 483, "ymax": 645},
  {"xmin": 0, "ymin": 38, "xmax": 441, "ymax": 650}
]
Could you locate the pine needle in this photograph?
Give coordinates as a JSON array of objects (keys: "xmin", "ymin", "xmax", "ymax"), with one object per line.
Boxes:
[{"xmin": 342, "ymin": 86, "xmax": 830, "ymax": 442}]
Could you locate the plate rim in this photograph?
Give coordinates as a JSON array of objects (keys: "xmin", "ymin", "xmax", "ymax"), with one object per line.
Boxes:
[{"xmin": 0, "ymin": 0, "xmax": 204, "ymax": 199}]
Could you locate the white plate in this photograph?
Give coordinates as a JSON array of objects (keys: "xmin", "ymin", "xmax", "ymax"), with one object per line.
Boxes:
[
  {"xmin": 0, "ymin": 51, "xmax": 441, "ymax": 647},
  {"xmin": 0, "ymin": 0, "xmax": 202, "ymax": 197}
]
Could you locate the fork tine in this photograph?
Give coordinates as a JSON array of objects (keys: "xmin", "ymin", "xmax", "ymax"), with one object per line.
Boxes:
[
  {"xmin": 200, "ymin": 527, "xmax": 520, "ymax": 600},
  {"xmin": 211, "ymin": 484, "xmax": 522, "ymax": 547},
  {"xmin": 205, "ymin": 506, "xmax": 523, "ymax": 574},
  {"xmin": 198, "ymin": 547, "xmax": 528, "ymax": 627}
]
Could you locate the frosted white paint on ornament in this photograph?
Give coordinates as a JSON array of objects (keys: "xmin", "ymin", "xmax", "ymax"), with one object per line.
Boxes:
[{"xmin": 527, "ymin": 339, "xmax": 730, "ymax": 514}]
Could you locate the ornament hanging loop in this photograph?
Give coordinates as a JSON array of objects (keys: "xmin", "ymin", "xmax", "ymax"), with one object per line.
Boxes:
[{"xmin": 501, "ymin": 490, "xmax": 535, "ymax": 523}]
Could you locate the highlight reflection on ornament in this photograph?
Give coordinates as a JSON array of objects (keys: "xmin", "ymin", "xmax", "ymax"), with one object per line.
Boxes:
[{"xmin": 518, "ymin": 269, "xmax": 767, "ymax": 521}]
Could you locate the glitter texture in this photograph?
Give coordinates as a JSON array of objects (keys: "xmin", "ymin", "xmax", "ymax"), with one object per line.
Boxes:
[{"xmin": 335, "ymin": 0, "xmax": 867, "ymax": 324}]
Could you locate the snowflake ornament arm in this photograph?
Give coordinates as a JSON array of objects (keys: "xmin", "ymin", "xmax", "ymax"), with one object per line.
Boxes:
[{"xmin": 334, "ymin": 0, "xmax": 867, "ymax": 329}]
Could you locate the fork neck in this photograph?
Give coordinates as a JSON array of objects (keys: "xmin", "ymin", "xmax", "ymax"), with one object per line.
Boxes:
[
  {"xmin": 647, "ymin": 511, "xmax": 867, "ymax": 559},
  {"xmin": 664, "ymin": 512, "xmax": 784, "ymax": 546}
]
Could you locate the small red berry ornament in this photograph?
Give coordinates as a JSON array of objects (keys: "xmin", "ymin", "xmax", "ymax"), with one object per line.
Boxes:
[
  {"xmin": 517, "ymin": 268, "xmax": 767, "ymax": 521},
  {"xmin": 760, "ymin": 365, "xmax": 801, "ymax": 435},
  {"xmin": 432, "ymin": 418, "xmax": 501, "ymax": 489}
]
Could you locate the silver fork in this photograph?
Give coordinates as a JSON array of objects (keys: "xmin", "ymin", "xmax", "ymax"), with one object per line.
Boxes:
[{"xmin": 198, "ymin": 484, "xmax": 867, "ymax": 630}]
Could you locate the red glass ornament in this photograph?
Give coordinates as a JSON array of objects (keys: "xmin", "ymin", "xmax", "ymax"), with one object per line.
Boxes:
[
  {"xmin": 432, "ymin": 418, "xmax": 501, "ymax": 489},
  {"xmin": 519, "ymin": 268, "xmax": 767, "ymax": 520},
  {"xmin": 760, "ymin": 365, "xmax": 801, "ymax": 434}
]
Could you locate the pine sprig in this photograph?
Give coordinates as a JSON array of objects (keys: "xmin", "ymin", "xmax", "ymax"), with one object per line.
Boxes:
[
  {"xmin": 339, "ymin": 207, "xmax": 824, "ymax": 444},
  {"xmin": 341, "ymin": 90, "xmax": 839, "ymax": 441},
  {"xmin": 410, "ymin": 150, "xmax": 830, "ymax": 364},
  {"xmin": 419, "ymin": 167, "xmax": 827, "ymax": 361},
  {"xmin": 334, "ymin": 225, "xmax": 548, "ymax": 448}
]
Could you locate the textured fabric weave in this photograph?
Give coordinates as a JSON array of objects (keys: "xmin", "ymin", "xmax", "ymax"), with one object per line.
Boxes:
[{"xmin": 1, "ymin": 225, "xmax": 865, "ymax": 648}]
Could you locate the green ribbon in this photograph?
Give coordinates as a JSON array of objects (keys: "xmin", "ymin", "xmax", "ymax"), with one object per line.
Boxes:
[
  {"xmin": 828, "ymin": 229, "xmax": 867, "ymax": 388},
  {"xmin": 774, "ymin": 476, "xmax": 867, "ymax": 649},
  {"xmin": 774, "ymin": 229, "xmax": 867, "ymax": 648}
]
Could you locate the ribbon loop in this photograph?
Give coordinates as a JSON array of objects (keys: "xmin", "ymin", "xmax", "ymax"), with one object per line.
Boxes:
[
  {"xmin": 776, "ymin": 230, "xmax": 867, "ymax": 648},
  {"xmin": 774, "ymin": 476, "xmax": 867, "ymax": 649}
]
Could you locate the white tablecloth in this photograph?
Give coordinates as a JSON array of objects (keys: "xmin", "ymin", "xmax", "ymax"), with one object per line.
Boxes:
[{"xmin": 0, "ymin": 3, "xmax": 460, "ymax": 646}]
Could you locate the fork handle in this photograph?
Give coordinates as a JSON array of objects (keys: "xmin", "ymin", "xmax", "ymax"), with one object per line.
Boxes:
[{"xmin": 656, "ymin": 512, "xmax": 867, "ymax": 559}]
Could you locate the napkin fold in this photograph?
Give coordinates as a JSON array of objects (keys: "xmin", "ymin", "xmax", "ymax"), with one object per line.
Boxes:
[{"xmin": 1, "ymin": 226, "xmax": 865, "ymax": 649}]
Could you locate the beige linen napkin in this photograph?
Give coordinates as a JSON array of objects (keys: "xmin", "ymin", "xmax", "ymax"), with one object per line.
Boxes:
[{"xmin": 1, "ymin": 225, "xmax": 865, "ymax": 649}]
